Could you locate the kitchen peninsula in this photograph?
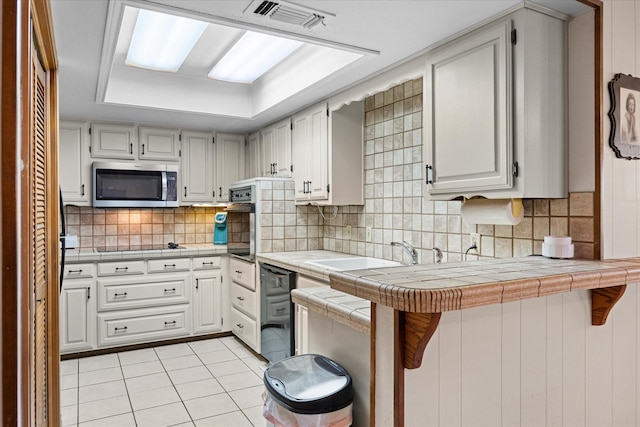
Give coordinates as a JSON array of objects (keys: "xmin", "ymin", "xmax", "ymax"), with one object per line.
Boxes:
[{"xmin": 329, "ymin": 257, "xmax": 640, "ymax": 426}]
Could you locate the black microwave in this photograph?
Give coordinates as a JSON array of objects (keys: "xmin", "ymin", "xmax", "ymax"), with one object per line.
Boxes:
[{"xmin": 93, "ymin": 162, "xmax": 179, "ymax": 208}]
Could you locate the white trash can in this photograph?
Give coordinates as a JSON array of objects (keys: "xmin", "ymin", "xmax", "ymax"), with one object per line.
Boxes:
[{"xmin": 262, "ymin": 354, "xmax": 354, "ymax": 427}]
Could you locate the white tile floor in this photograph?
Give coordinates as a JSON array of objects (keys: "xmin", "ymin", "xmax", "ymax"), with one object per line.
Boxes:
[{"xmin": 60, "ymin": 337, "xmax": 269, "ymax": 427}]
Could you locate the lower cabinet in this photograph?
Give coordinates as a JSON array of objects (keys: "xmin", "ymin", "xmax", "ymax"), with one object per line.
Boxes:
[
  {"xmin": 60, "ymin": 279, "xmax": 96, "ymax": 353},
  {"xmin": 294, "ymin": 304, "xmax": 308, "ymax": 355},
  {"xmin": 192, "ymin": 269, "xmax": 222, "ymax": 334},
  {"xmin": 231, "ymin": 307, "xmax": 258, "ymax": 349}
]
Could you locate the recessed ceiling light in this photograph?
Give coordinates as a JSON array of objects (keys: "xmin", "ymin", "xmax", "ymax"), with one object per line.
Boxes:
[
  {"xmin": 208, "ymin": 31, "xmax": 303, "ymax": 84},
  {"xmin": 126, "ymin": 9, "xmax": 208, "ymax": 72}
]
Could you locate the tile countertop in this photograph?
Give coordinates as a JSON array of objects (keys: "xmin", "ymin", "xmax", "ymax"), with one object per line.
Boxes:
[
  {"xmin": 65, "ymin": 244, "xmax": 228, "ymax": 263},
  {"xmin": 328, "ymin": 256, "xmax": 640, "ymax": 314},
  {"xmin": 256, "ymin": 250, "xmax": 373, "ymax": 282}
]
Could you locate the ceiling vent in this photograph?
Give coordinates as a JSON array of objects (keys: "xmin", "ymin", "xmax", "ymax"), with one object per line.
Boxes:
[{"xmin": 245, "ymin": 0, "xmax": 334, "ymax": 29}]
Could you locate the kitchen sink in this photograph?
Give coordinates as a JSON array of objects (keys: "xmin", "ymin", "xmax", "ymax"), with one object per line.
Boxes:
[{"xmin": 305, "ymin": 257, "xmax": 402, "ymax": 271}]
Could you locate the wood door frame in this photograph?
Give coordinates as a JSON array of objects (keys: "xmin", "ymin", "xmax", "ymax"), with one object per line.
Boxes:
[{"xmin": 2, "ymin": 0, "xmax": 58, "ymax": 424}]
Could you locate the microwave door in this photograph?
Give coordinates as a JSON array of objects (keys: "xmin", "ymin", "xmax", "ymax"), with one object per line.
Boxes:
[{"xmin": 161, "ymin": 171, "xmax": 167, "ymax": 205}]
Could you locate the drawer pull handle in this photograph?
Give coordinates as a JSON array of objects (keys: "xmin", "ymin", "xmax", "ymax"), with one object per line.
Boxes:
[
  {"xmin": 236, "ymin": 323, "xmax": 244, "ymax": 329},
  {"xmin": 164, "ymin": 321, "xmax": 177, "ymax": 326},
  {"xmin": 68, "ymin": 269, "xmax": 83, "ymax": 274},
  {"xmin": 164, "ymin": 288, "xmax": 176, "ymax": 293},
  {"xmin": 235, "ymin": 270, "xmax": 242, "ymax": 275},
  {"xmin": 164, "ymin": 264, "xmax": 176, "ymax": 268},
  {"xmin": 114, "ymin": 292, "xmax": 128, "ymax": 297},
  {"xmin": 236, "ymin": 296, "xmax": 244, "ymax": 301},
  {"xmin": 115, "ymin": 267, "xmax": 129, "ymax": 272},
  {"xmin": 115, "ymin": 326, "xmax": 128, "ymax": 332},
  {"xmin": 276, "ymin": 308, "xmax": 286, "ymax": 313},
  {"xmin": 202, "ymin": 262, "xmax": 214, "ymax": 266}
]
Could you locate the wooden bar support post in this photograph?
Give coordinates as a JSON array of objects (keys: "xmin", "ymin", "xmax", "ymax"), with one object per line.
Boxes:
[{"xmin": 592, "ymin": 285, "xmax": 626, "ymax": 326}]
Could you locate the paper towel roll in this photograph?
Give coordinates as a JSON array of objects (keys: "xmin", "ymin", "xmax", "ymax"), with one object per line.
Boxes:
[{"xmin": 460, "ymin": 198, "xmax": 524, "ymax": 225}]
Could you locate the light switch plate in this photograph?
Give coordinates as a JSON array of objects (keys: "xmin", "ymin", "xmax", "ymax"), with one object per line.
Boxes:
[{"xmin": 366, "ymin": 227, "xmax": 372, "ymax": 242}]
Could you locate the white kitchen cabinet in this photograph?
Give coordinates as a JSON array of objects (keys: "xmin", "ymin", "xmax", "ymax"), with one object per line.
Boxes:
[
  {"xmin": 245, "ymin": 131, "xmax": 261, "ymax": 179},
  {"xmin": 138, "ymin": 126, "xmax": 180, "ymax": 161},
  {"xmin": 229, "ymin": 257, "xmax": 258, "ymax": 350},
  {"xmin": 192, "ymin": 269, "xmax": 222, "ymax": 334},
  {"xmin": 260, "ymin": 118, "xmax": 292, "ymax": 177},
  {"xmin": 292, "ymin": 101, "xmax": 364, "ymax": 205},
  {"xmin": 215, "ymin": 133, "xmax": 245, "ymax": 203},
  {"xmin": 295, "ymin": 305, "xmax": 308, "ymax": 355},
  {"xmin": 423, "ymin": 7, "xmax": 566, "ymax": 200},
  {"xmin": 90, "ymin": 122, "xmax": 136, "ymax": 160},
  {"xmin": 180, "ymin": 130, "xmax": 215, "ymax": 204},
  {"xmin": 60, "ymin": 277, "xmax": 96, "ymax": 354},
  {"xmin": 97, "ymin": 273, "xmax": 190, "ymax": 312},
  {"xmin": 59, "ymin": 120, "xmax": 91, "ymax": 205}
]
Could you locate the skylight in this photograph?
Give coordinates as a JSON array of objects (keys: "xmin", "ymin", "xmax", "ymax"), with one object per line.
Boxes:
[
  {"xmin": 126, "ymin": 9, "xmax": 208, "ymax": 72},
  {"xmin": 208, "ymin": 31, "xmax": 303, "ymax": 84}
]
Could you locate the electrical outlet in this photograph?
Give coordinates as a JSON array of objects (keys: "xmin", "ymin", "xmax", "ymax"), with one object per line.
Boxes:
[
  {"xmin": 470, "ymin": 232, "xmax": 481, "ymax": 253},
  {"xmin": 366, "ymin": 227, "xmax": 372, "ymax": 242},
  {"xmin": 345, "ymin": 225, "xmax": 352, "ymax": 240}
]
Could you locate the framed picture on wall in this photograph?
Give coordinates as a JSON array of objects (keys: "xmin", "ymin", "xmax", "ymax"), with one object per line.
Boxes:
[{"xmin": 608, "ymin": 73, "xmax": 640, "ymax": 159}]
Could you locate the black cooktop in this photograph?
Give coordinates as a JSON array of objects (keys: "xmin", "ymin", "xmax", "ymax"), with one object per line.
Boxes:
[{"xmin": 95, "ymin": 243, "xmax": 185, "ymax": 252}]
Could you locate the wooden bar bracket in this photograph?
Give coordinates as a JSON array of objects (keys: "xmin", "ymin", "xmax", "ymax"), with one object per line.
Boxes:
[
  {"xmin": 591, "ymin": 285, "xmax": 626, "ymax": 326},
  {"xmin": 401, "ymin": 312, "xmax": 441, "ymax": 369}
]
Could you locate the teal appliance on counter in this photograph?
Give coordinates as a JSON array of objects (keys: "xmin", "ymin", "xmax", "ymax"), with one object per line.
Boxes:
[{"xmin": 214, "ymin": 212, "xmax": 228, "ymax": 244}]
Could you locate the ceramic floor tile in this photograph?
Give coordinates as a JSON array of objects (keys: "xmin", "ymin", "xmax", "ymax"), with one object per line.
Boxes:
[
  {"xmin": 242, "ymin": 405, "xmax": 266, "ymax": 427},
  {"xmin": 197, "ymin": 349, "xmax": 239, "ymax": 365},
  {"xmin": 240, "ymin": 356, "xmax": 268, "ymax": 372},
  {"xmin": 183, "ymin": 393, "xmax": 239, "ymax": 420},
  {"xmin": 78, "ymin": 367, "xmax": 123, "ymax": 387},
  {"xmin": 220, "ymin": 336, "xmax": 244, "ymax": 349},
  {"xmin": 60, "ymin": 359, "xmax": 78, "ymax": 376},
  {"xmin": 228, "ymin": 345, "xmax": 257, "ymax": 360},
  {"xmin": 161, "ymin": 354, "xmax": 204, "ymax": 371},
  {"xmin": 118, "ymin": 348, "xmax": 159, "ymax": 366},
  {"xmin": 78, "ymin": 354, "xmax": 120, "ymax": 373},
  {"xmin": 193, "ymin": 410, "xmax": 253, "ymax": 427},
  {"xmin": 60, "ymin": 374, "xmax": 78, "ymax": 390},
  {"xmin": 60, "ymin": 404, "xmax": 77, "ymax": 426},
  {"xmin": 129, "ymin": 385, "xmax": 181, "ymax": 411},
  {"xmin": 206, "ymin": 359, "xmax": 251, "ymax": 378},
  {"xmin": 168, "ymin": 365, "xmax": 213, "ymax": 385},
  {"xmin": 228, "ymin": 385, "xmax": 266, "ymax": 410},
  {"xmin": 125, "ymin": 372, "xmax": 172, "ymax": 394},
  {"xmin": 77, "ymin": 395, "xmax": 131, "ymax": 423},
  {"xmin": 78, "ymin": 380, "xmax": 127, "ymax": 404},
  {"xmin": 171, "ymin": 423, "xmax": 195, "ymax": 427},
  {"xmin": 216, "ymin": 371, "xmax": 263, "ymax": 392},
  {"xmin": 133, "ymin": 401, "xmax": 191, "ymax": 427},
  {"xmin": 60, "ymin": 388, "xmax": 77, "ymax": 407},
  {"xmin": 78, "ymin": 412, "xmax": 137, "ymax": 427},
  {"xmin": 188, "ymin": 339, "xmax": 227, "ymax": 354},
  {"xmin": 174, "ymin": 378, "xmax": 225, "ymax": 401},
  {"xmin": 154, "ymin": 343, "xmax": 195, "ymax": 359},
  {"xmin": 121, "ymin": 360, "xmax": 164, "ymax": 379}
]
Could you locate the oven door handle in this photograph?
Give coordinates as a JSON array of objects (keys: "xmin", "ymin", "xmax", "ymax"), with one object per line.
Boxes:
[{"xmin": 161, "ymin": 171, "xmax": 167, "ymax": 202}]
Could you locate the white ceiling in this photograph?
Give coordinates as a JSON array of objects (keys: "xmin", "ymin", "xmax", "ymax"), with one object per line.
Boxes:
[{"xmin": 50, "ymin": 0, "xmax": 589, "ymax": 134}]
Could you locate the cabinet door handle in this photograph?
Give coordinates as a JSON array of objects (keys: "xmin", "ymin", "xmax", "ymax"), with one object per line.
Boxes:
[
  {"xmin": 114, "ymin": 292, "xmax": 128, "ymax": 297},
  {"xmin": 141, "ymin": 143, "xmax": 145, "ymax": 155},
  {"xmin": 164, "ymin": 288, "xmax": 176, "ymax": 293},
  {"xmin": 115, "ymin": 267, "xmax": 128, "ymax": 272},
  {"xmin": 184, "ymin": 186, "xmax": 187, "ymax": 197},
  {"xmin": 236, "ymin": 296, "xmax": 244, "ymax": 301},
  {"xmin": 219, "ymin": 187, "xmax": 222, "ymax": 196},
  {"xmin": 81, "ymin": 184, "xmax": 85, "ymax": 196},
  {"xmin": 115, "ymin": 326, "xmax": 128, "ymax": 332},
  {"xmin": 164, "ymin": 321, "xmax": 177, "ymax": 326},
  {"xmin": 87, "ymin": 287, "xmax": 90, "ymax": 300},
  {"xmin": 273, "ymin": 163, "xmax": 277, "ymax": 174},
  {"xmin": 129, "ymin": 143, "xmax": 133, "ymax": 154},
  {"xmin": 236, "ymin": 323, "xmax": 244, "ymax": 329},
  {"xmin": 164, "ymin": 264, "xmax": 176, "ymax": 269},
  {"xmin": 425, "ymin": 164, "xmax": 433, "ymax": 184},
  {"xmin": 195, "ymin": 278, "xmax": 199, "ymax": 289}
]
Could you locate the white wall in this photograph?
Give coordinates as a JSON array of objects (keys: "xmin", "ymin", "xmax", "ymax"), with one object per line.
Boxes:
[{"xmin": 602, "ymin": 0, "xmax": 640, "ymax": 259}]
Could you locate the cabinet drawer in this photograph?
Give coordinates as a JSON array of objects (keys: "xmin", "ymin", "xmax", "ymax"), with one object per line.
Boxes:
[
  {"xmin": 231, "ymin": 283, "xmax": 257, "ymax": 319},
  {"xmin": 231, "ymin": 307, "xmax": 257, "ymax": 350},
  {"xmin": 98, "ymin": 274, "xmax": 189, "ymax": 311},
  {"xmin": 98, "ymin": 306, "xmax": 189, "ymax": 347},
  {"xmin": 265, "ymin": 294, "xmax": 291, "ymax": 324},
  {"xmin": 192, "ymin": 256, "xmax": 221, "ymax": 270},
  {"xmin": 230, "ymin": 258, "xmax": 255, "ymax": 290},
  {"xmin": 97, "ymin": 260, "xmax": 145, "ymax": 276},
  {"xmin": 147, "ymin": 258, "xmax": 190, "ymax": 273},
  {"xmin": 64, "ymin": 263, "xmax": 95, "ymax": 279}
]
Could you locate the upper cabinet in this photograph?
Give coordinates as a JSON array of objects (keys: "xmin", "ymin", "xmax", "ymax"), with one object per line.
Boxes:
[
  {"xmin": 245, "ymin": 131, "xmax": 261, "ymax": 180},
  {"xmin": 260, "ymin": 118, "xmax": 292, "ymax": 177},
  {"xmin": 90, "ymin": 122, "xmax": 137, "ymax": 160},
  {"xmin": 292, "ymin": 101, "xmax": 364, "ymax": 205},
  {"xmin": 423, "ymin": 7, "xmax": 566, "ymax": 200},
  {"xmin": 180, "ymin": 131, "xmax": 215, "ymax": 204},
  {"xmin": 215, "ymin": 133, "xmax": 245, "ymax": 203},
  {"xmin": 138, "ymin": 126, "xmax": 180, "ymax": 161},
  {"xmin": 59, "ymin": 120, "xmax": 91, "ymax": 205}
]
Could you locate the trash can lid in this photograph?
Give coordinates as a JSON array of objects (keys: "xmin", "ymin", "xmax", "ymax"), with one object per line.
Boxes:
[{"xmin": 263, "ymin": 354, "xmax": 354, "ymax": 414}]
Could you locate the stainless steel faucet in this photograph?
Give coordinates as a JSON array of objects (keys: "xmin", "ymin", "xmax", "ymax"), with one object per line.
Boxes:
[{"xmin": 391, "ymin": 241, "xmax": 418, "ymax": 265}]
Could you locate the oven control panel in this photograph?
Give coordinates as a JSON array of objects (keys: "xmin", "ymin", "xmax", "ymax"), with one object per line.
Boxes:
[{"xmin": 229, "ymin": 185, "xmax": 254, "ymax": 203}]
